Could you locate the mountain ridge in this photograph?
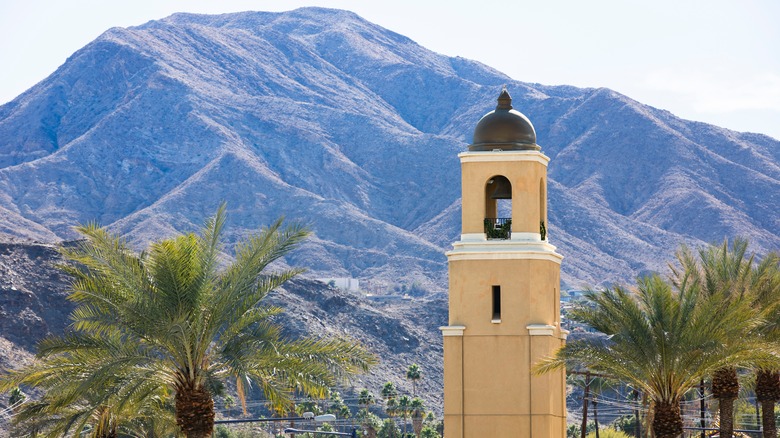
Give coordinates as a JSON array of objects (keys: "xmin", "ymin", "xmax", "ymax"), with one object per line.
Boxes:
[{"xmin": 0, "ymin": 7, "xmax": 778, "ymax": 292}]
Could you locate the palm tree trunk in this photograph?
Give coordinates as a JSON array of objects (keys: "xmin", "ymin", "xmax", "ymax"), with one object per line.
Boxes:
[
  {"xmin": 412, "ymin": 414, "xmax": 423, "ymax": 438},
  {"xmin": 652, "ymin": 399, "xmax": 683, "ymax": 438},
  {"xmin": 763, "ymin": 400, "xmax": 777, "ymax": 438},
  {"xmin": 719, "ymin": 398, "xmax": 736, "ymax": 438},
  {"xmin": 712, "ymin": 367, "xmax": 739, "ymax": 438},
  {"xmin": 757, "ymin": 369, "xmax": 780, "ymax": 438},
  {"xmin": 175, "ymin": 383, "xmax": 214, "ymax": 438}
]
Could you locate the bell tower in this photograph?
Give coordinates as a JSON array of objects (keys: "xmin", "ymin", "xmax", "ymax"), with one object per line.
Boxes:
[{"xmin": 442, "ymin": 89, "xmax": 567, "ymax": 438}]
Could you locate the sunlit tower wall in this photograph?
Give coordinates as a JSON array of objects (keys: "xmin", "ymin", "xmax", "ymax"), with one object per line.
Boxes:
[{"xmin": 442, "ymin": 89, "xmax": 567, "ymax": 438}]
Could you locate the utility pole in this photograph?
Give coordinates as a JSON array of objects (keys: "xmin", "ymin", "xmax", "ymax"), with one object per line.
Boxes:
[
  {"xmin": 633, "ymin": 389, "xmax": 641, "ymax": 438},
  {"xmin": 581, "ymin": 371, "xmax": 590, "ymax": 438},
  {"xmin": 700, "ymin": 380, "xmax": 706, "ymax": 438}
]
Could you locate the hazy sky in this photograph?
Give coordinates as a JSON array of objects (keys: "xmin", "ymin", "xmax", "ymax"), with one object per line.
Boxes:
[{"xmin": 1, "ymin": 0, "xmax": 778, "ymax": 139}]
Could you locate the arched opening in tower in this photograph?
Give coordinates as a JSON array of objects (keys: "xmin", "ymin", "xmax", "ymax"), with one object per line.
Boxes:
[{"xmin": 484, "ymin": 175, "xmax": 512, "ymax": 239}]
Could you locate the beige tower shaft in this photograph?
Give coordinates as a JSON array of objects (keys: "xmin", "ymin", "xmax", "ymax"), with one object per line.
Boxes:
[{"xmin": 442, "ymin": 91, "xmax": 567, "ymax": 438}]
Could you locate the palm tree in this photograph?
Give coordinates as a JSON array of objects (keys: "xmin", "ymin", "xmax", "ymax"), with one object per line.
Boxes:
[
  {"xmin": 4, "ymin": 343, "xmax": 175, "ymax": 437},
  {"xmin": 750, "ymin": 252, "xmax": 780, "ymax": 438},
  {"xmin": 0, "ymin": 206, "xmax": 375, "ymax": 438},
  {"xmin": 385, "ymin": 397, "xmax": 399, "ymax": 438},
  {"xmin": 358, "ymin": 388, "xmax": 376, "ymax": 416},
  {"xmin": 406, "ymin": 364, "xmax": 421, "ymax": 396},
  {"xmin": 409, "ymin": 397, "xmax": 425, "ymax": 438},
  {"xmin": 569, "ymin": 374, "xmax": 614, "ymax": 438},
  {"xmin": 327, "ymin": 390, "xmax": 351, "ymax": 420},
  {"xmin": 672, "ymin": 239, "xmax": 780, "ymax": 438},
  {"xmin": 398, "ymin": 395, "xmax": 411, "ymax": 436},
  {"xmin": 381, "ymin": 382, "xmax": 397, "ymax": 403},
  {"xmin": 359, "ymin": 411, "xmax": 383, "ymax": 438},
  {"xmin": 357, "ymin": 389, "xmax": 378, "ymax": 438},
  {"xmin": 535, "ymin": 274, "xmax": 768, "ymax": 438}
]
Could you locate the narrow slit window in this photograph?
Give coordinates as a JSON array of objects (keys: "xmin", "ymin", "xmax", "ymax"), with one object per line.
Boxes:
[{"xmin": 492, "ymin": 285, "xmax": 501, "ymax": 322}]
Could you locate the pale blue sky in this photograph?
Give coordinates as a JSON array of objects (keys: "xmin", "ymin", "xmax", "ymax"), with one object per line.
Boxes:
[{"xmin": 1, "ymin": 0, "xmax": 778, "ymax": 139}]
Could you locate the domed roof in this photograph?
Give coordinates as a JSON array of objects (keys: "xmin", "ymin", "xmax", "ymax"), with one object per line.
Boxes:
[{"xmin": 469, "ymin": 89, "xmax": 539, "ymax": 151}]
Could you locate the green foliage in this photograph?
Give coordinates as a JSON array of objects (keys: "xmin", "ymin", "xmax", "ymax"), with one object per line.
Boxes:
[
  {"xmin": 420, "ymin": 425, "xmax": 440, "ymax": 438},
  {"xmin": 358, "ymin": 388, "xmax": 376, "ymax": 409},
  {"xmin": 297, "ymin": 399, "xmax": 324, "ymax": 416},
  {"xmin": 611, "ymin": 414, "xmax": 639, "ymax": 436},
  {"xmin": 406, "ymin": 364, "xmax": 421, "ymax": 395},
  {"xmin": 327, "ymin": 390, "xmax": 351, "ymax": 419},
  {"xmin": 536, "ymin": 271, "xmax": 771, "ymax": 438},
  {"xmin": 396, "ymin": 394, "xmax": 412, "ymax": 435},
  {"xmin": 8, "ymin": 387, "xmax": 25, "ymax": 406},
  {"xmin": 673, "ymin": 239, "xmax": 780, "ymax": 436},
  {"xmin": 381, "ymin": 382, "xmax": 397, "ymax": 401},
  {"xmin": 540, "ymin": 220, "xmax": 546, "ymax": 240},
  {"xmin": 0, "ymin": 205, "xmax": 375, "ymax": 437},
  {"xmin": 734, "ymin": 398, "xmax": 761, "ymax": 430},
  {"xmin": 378, "ymin": 418, "xmax": 400, "ymax": 438},
  {"xmin": 567, "ymin": 423, "xmax": 581, "ymax": 438},
  {"xmin": 386, "ymin": 397, "xmax": 398, "ymax": 418},
  {"xmin": 484, "ymin": 218, "xmax": 511, "ymax": 239},
  {"xmin": 222, "ymin": 394, "xmax": 235, "ymax": 409},
  {"xmin": 214, "ymin": 425, "xmax": 256, "ymax": 438},
  {"xmin": 359, "ymin": 411, "xmax": 383, "ymax": 432},
  {"xmin": 586, "ymin": 429, "xmax": 631, "ymax": 438}
]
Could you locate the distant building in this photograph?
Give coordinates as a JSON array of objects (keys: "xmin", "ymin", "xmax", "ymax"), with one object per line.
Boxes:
[
  {"xmin": 561, "ymin": 289, "xmax": 588, "ymax": 302},
  {"xmin": 317, "ymin": 277, "xmax": 360, "ymax": 292},
  {"xmin": 441, "ymin": 89, "xmax": 567, "ymax": 438}
]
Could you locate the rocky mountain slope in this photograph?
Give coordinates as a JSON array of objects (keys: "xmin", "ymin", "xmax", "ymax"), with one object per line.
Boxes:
[
  {"xmin": 0, "ymin": 7, "xmax": 778, "ymax": 290},
  {"xmin": 0, "ymin": 241, "xmax": 446, "ymax": 426}
]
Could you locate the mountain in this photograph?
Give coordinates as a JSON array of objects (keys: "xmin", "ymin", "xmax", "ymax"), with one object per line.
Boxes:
[
  {"xmin": 0, "ymin": 241, "xmax": 446, "ymax": 427},
  {"xmin": 0, "ymin": 7, "xmax": 778, "ymax": 292}
]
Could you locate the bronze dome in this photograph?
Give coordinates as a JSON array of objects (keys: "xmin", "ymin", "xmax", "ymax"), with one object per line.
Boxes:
[{"xmin": 469, "ymin": 89, "xmax": 539, "ymax": 151}]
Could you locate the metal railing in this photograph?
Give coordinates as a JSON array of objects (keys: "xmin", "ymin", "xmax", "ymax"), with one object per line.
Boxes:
[{"xmin": 484, "ymin": 218, "xmax": 512, "ymax": 239}]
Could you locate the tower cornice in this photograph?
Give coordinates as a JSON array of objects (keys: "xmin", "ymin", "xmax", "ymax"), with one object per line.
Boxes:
[
  {"xmin": 446, "ymin": 239, "xmax": 563, "ymax": 264},
  {"xmin": 458, "ymin": 150, "xmax": 550, "ymax": 166}
]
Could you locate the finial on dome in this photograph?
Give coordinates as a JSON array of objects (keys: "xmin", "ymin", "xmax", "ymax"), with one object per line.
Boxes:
[
  {"xmin": 469, "ymin": 86, "xmax": 539, "ymax": 151},
  {"xmin": 496, "ymin": 87, "xmax": 513, "ymax": 110}
]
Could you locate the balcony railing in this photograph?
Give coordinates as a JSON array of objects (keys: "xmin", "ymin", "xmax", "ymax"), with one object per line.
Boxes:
[{"xmin": 484, "ymin": 218, "xmax": 512, "ymax": 240}]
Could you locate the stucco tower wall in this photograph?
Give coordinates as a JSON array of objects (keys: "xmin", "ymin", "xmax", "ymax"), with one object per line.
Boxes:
[{"xmin": 444, "ymin": 256, "xmax": 566, "ymax": 438}]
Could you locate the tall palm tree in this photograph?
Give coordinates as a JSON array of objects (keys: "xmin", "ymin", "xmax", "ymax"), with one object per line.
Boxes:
[
  {"xmin": 672, "ymin": 239, "xmax": 780, "ymax": 438},
  {"xmin": 535, "ymin": 274, "xmax": 768, "ymax": 438},
  {"xmin": 381, "ymin": 381, "xmax": 399, "ymax": 436},
  {"xmin": 409, "ymin": 397, "xmax": 425, "ymax": 438},
  {"xmin": 751, "ymin": 252, "xmax": 780, "ymax": 438},
  {"xmin": 398, "ymin": 395, "xmax": 411, "ymax": 436},
  {"xmin": 385, "ymin": 398, "xmax": 399, "ymax": 438},
  {"xmin": 406, "ymin": 364, "xmax": 421, "ymax": 396},
  {"xmin": 1, "ymin": 206, "xmax": 375, "ymax": 438},
  {"xmin": 358, "ymin": 389, "xmax": 378, "ymax": 438}
]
